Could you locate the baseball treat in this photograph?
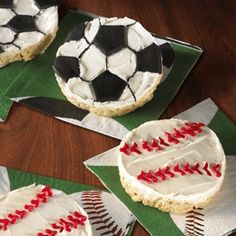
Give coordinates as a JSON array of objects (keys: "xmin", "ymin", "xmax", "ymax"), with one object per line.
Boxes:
[
  {"xmin": 0, "ymin": 0, "xmax": 59, "ymax": 66},
  {"xmin": 0, "ymin": 184, "xmax": 92, "ymax": 235},
  {"xmin": 118, "ymin": 119, "xmax": 226, "ymax": 213},
  {"xmin": 53, "ymin": 17, "xmax": 164, "ymax": 117}
]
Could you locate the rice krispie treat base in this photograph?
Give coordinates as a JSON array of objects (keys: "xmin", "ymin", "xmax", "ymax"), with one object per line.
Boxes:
[
  {"xmin": 0, "ymin": 28, "xmax": 58, "ymax": 65},
  {"xmin": 0, "ymin": 0, "xmax": 59, "ymax": 65}
]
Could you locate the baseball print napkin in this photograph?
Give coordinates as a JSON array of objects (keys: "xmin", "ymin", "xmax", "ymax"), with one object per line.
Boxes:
[
  {"xmin": 0, "ymin": 166, "xmax": 135, "ymax": 236},
  {"xmin": 85, "ymin": 98, "xmax": 236, "ymax": 236},
  {"xmin": 0, "ymin": 10, "xmax": 202, "ymax": 141}
]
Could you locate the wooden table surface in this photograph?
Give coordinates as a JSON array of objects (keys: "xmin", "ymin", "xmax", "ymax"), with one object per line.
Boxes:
[{"xmin": 0, "ymin": 1, "xmax": 235, "ymax": 235}]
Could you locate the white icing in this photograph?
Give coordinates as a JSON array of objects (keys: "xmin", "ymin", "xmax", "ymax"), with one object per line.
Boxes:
[
  {"xmin": 101, "ymin": 17, "xmax": 135, "ymax": 26},
  {"xmin": 67, "ymin": 77, "xmax": 94, "ymax": 101},
  {"xmin": 56, "ymin": 17, "xmax": 162, "ymax": 110},
  {"xmin": 0, "ymin": 1, "xmax": 58, "ymax": 53},
  {"xmin": 0, "ymin": 27, "xmax": 15, "ymax": 43},
  {"xmin": 127, "ymin": 22, "xmax": 153, "ymax": 51},
  {"xmin": 0, "ymin": 9, "xmax": 15, "ymax": 25},
  {"xmin": 1, "ymin": 43, "xmax": 19, "ymax": 53},
  {"xmin": 35, "ymin": 6, "xmax": 58, "ymax": 34},
  {"xmin": 118, "ymin": 119, "xmax": 226, "ymax": 203},
  {"xmin": 84, "ymin": 18, "xmax": 100, "ymax": 43},
  {"xmin": 57, "ymin": 39, "xmax": 89, "ymax": 58},
  {"xmin": 0, "ymin": 184, "xmax": 92, "ymax": 236},
  {"xmin": 79, "ymin": 45, "xmax": 106, "ymax": 81},
  {"xmin": 118, "ymin": 86, "xmax": 134, "ymax": 102},
  {"xmin": 14, "ymin": 31, "xmax": 44, "ymax": 47},
  {"xmin": 0, "ymin": 166, "xmax": 10, "ymax": 195},
  {"xmin": 107, "ymin": 47, "xmax": 136, "ymax": 80},
  {"xmin": 128, "ymin": 71, "xmax": 162, "ymax": 99},
  {"xmin": 13, "ymin": 0, "xmax": 39, "ymax": 15}
]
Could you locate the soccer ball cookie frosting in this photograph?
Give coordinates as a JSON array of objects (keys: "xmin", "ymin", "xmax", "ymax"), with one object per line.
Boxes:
[
  {"xmin": 53, "ymin": 17, "xmax": 164, "ymax": 117},
  {"xmin": 118, "ymin": 119, "xmax": 226, "ymax": 213},
  {"xmin": 0, "ymin": 184, "xmax": 92, "ymax": 235},
  {"xmin": 0, "ymin": 0, "xmax": 59, "ymax": 65}
]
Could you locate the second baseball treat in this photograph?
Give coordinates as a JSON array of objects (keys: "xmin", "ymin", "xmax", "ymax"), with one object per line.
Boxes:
[{"xmin": 118, "ymin": 119, "xmax": 226, "ymax": 213}]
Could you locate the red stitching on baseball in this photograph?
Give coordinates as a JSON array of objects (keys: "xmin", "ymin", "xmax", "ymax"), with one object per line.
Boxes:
[
  {"xmin": 119, "ymin": 143, "xmax": 130, "ymax": 155},
  {"xmin": 184, "ymin": 162, "xmax": 194, "ymax": 174},
  {"xmin": 0, "ymin": 186, "xmax": 53, "ymax": 231},
  {"xmin": 163, "ymin": 165, "xmax": 175, "ymax": 178},
  {"xmin": 203, "ymin": 161, "xmax": 212, "ymax": 176},
  {"xmin": 142, "ymin": 140, "xmax": 152, "ymax": 152},
  {"xmin": 155, "ymin": 168, "xmax": 167, "ymax": 181},
  {"xmin": 174, "ymin": 128, "xmax": 185, "ymax": 138},
  {"xmin": 173, "ymin": 163, "xmax": 186, "ymax": 176},
  {"xmin": 159, "ymin": 137, "xmax": 170, "ymax": 146},
  {"xmin": 15, "ymin": 210, "xmax": 27, "ymax": 219},
  {"xmin": 211, "ymin": 163, "xmax": 221, "ymax": 177},
  {"xmin": 119, "ymin": 122, "xmax": 205, "ymax": 156},
  {"xmin": 151, "ymin": 138, "xmax": 163, "ymax": 151},
  {"xmin": 137, "ymin": 171, "xmax": 153, "ymax": 184},
  {"xmin": 192, "ymin": 162, "xmax": 203, "ymax": 175},
  {"xmin": 137, "ymin": 162, "xmax": 221, "ymax": 184},
  {"xmin": 130, "ymin": 142, "xmax": 142, "ymax": 154},
  {"xmin": 165, "ymin": 132, "xmax": 179, "ymax": 144}
]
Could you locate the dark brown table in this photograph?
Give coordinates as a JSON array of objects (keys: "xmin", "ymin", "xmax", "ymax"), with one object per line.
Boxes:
[{"xmin": 0, "ymin": 1, "xmax": 235, "ymax": 235}]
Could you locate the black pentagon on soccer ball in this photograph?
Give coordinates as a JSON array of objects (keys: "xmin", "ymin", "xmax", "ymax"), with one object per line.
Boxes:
[
  {"xmin": 65, "ymin": 23, "xmax": 86, "ymax": 42},
  {"xmin": 93, "ymin": 25, "xmax": 125, "ymax": 55},
  {"xmin": 91, "ymin": 71, "xmax": 127, "ymax": 102},
  {"xmin": 159, "ymin": 43, "xmax": 175, "ymax": 68},
  {"xmin": 0, "ymin": 0, "xmax": 13, "ymax": 8},
  {"xmin": 35, "ymin": 0, "xmax": 59, "ymax": 9},
  {"xmin": 136, "ymin": 43, "xmax": 162, "ymax": 73},
  {"xmin": 0, "ymin": 46, "xmax": 4, "ymax": 53},
  {"xmin": 53, "ymin": 56, "xmax": 80, "ymax": 82},
  {"xmin": 7, "ymin": 15, "xmax": 37, "ymax": 33}
]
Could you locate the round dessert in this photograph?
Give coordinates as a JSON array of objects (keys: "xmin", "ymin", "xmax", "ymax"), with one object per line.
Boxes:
[
  {"xmin": 118, "ymin": 119, "xmax": 226, "ymax": 213},
  {"xmin": 0, "ymin": 184, "xmax": 92, "ymax": 235},
  {"xmin": 53, "ymin": 17, "xmax": 164, "ymax": 117},
  {"xmin": 0, "ymin": 0, "xmax": 59, "ymax": 65}
]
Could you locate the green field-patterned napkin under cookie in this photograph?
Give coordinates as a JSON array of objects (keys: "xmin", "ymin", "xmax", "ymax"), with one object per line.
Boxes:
[
  {"xmin": 0, "ymin": 59, "xmax": 32, "ymax": 121},
  {"xmin": 85, "ymin": 100, "xmax": 236, "ymax": 236},
  {"xmin": 1, "ymin": 10, "xmax": 202, "ymax": 137}
]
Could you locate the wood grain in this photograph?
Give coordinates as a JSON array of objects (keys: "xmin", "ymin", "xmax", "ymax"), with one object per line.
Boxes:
[{"xmin": 0, "ymin": 1, "xmax": 235, "ymax": 235}]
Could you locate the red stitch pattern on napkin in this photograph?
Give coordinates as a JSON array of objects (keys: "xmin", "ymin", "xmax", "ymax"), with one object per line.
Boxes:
[
  {"xmin": 81, "ymin": 190, "xmax": 130, "ymax": 236},
  {"xmin": 185, "ymin": 207, "xmax": 204, "ymax": 236}
]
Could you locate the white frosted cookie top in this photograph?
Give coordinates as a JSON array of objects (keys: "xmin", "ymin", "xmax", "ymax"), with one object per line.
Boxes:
[
  {"xmin": 118, "ymin": 119, "xmax": 226, "ymax": 203},
  {"xmin": 0, "ymin": 0, "xmax": 58, "ymax": 54},
  {"xmin": 0, "ymin": 184, "xmax": 92, "ymax": 236},
  {"xmin": 54, "ymin": 17, "xmax": 163, "ymax": 109}
]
